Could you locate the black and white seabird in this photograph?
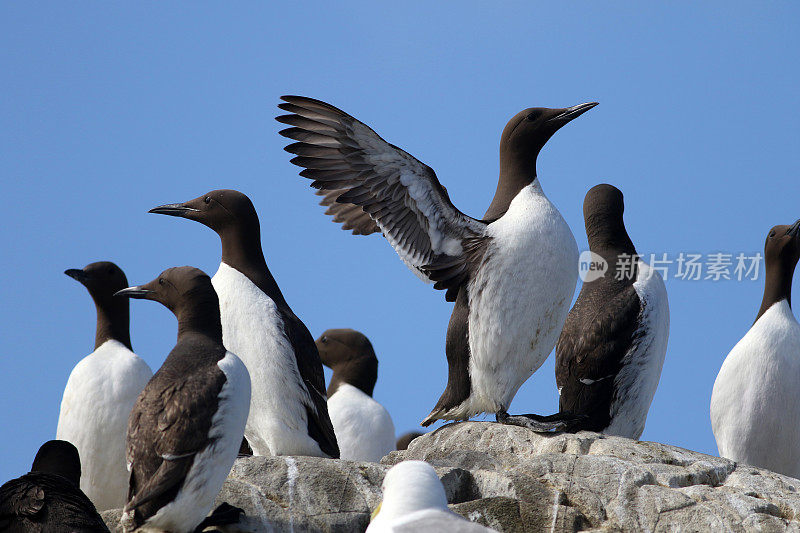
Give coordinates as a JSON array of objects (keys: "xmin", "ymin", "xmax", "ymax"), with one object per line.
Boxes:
[
  {"xmin": 149, "ymin": 190, "xmax": 339, "ymax": 458},
  {"xmin": 555, "ymin": 184, "xmax": 670, "ymax": 438},
  {"xmin": 711, "ymin": 219, "xmax": 800, "ymax": 478},
  {"xmin": 277, "ymin": 96, "xmax": 597, "ymax": 430},
  {"xmin": 115, "ymin": 266, "xmax": 250, "ymax": 533},
  {"xmin": 316, "ymin": 328, "xmax": 396, "ymax": 462},
  {"xmin": 58, "ymin": 261, "xmax": 153, "ymax": 510},
  {"xmin": 0, "ymin": 440, "xmax": 110, "ymax": 532}
]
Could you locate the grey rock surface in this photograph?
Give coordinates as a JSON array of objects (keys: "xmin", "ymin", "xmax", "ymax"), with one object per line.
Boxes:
[{"xmin": 102, "ymin": 422, "xmax": 800, "ymax": 532}]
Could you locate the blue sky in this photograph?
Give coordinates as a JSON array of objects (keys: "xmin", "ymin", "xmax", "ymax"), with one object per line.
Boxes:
[{"xmin": 1, "ymin": 3, "xmax": 798, "ymax": 482}]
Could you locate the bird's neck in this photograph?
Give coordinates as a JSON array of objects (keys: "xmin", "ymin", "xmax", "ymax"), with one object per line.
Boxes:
[
  {"xmin": 756, "ymin": 259, "xmax": 795, "ymax": 322},
  {"xmin": 93, "ymin": 297, "xmax": 132, "ymax": 351},
  {"xmin": 327, "ymin": 359, "xmax": 377, "ymax": 397},
  {"xmin": 586, "ymin": 215, "xmax": 637, "ymax": 257},
  {"xmin": 219, "ymin": 227, "xmax": 287, "ymax": 306},
  {"xmin": 484, "ymin": 149, "xmax": 538, "ymax": 221},
  {"xmin": 175, "ymin": 303, "xmax": 224, "ymax": 345}
]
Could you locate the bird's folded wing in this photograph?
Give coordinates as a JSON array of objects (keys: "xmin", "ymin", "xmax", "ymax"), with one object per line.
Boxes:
[
  {"xmin": 0, "ymin": 473, "xmax": 109, "ymax": 531},
  {"xmin": 555, "ymin": 286, "xmax": 642, "ymax": 412},
  {"xmin": 278, "ymin": 96, "xmax": 487, "ymax": 294},
  {"xmin": 281, "ymin": 310, "xmax": 340, "ymax": 459},
  {"xmin": 0, "ymin": 478, "xmax": 45, "ymax": 517},
  {"xmin": 125, "ymin": 370, "xmax": 226, "ymax": 512},
  {"xmin": 123, "ymin": 455, "xmax": 193, "ymax": 512}
]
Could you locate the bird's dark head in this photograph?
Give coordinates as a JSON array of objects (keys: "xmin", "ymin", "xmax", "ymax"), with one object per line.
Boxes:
[
  {"xmin": 765, "ymin": 219, "xmax": 800, "ymax": 270},
  {"xmin": 316, "ymin": 328, "xmax": 375, "ymax": 368},
  {"xmin": 149, "ymin": 189, "xmax": 259, "ymax": 238},
  {"xmin": 500, "ymin": 102, "xmax": 598, "ymax": 167},
  {"xmin": 584, "ymin": 183, "xmax": 625, "ymax": 221},
  {"xmin": 114, "ymin": 266, "xmax": 217, "ymax": 317},
  {"xmin": 316, "ymin": 328, "xmax": 378, "ymax": 396},
  {"xmin": 756, "ymin": 218, "xmax": 800, "ymax": 320},
  {"xmin": 31, "ymin": 440, "xmax": 81, "ymax": 486},
  {"xmin": 582, "ymin": 183, "xmax": 636, "ymax": 254},
  {"xmin": 65, "ymin": 261, "xmax": 128, "ymax": 304}
]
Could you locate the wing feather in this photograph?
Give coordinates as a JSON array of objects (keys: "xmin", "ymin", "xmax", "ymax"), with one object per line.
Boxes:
[
  {"xmin": 278, "ymin": 95, "xmax": 487, "ymax": 295},
  {"xmin": 555, "ymin": 285, "xmax": 642, "ymax": 428}
]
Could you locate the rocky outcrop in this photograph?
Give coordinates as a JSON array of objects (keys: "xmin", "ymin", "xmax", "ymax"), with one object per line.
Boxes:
[{"xmin": 102, "ymin": 422, "xmax": 800, "ymax": 532}]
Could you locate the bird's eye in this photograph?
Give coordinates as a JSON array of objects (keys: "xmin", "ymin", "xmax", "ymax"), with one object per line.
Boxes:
[
  {"xmin": 321, "ymin": 336, "xmax": 328, "ymax": 344},
  {"xmin": 204, "ymin": 196, "xmax": 211, "ymax": 204},
  {"xmin": 526, "ymin": 112, "xmax": 540, "ymax": 121},
  {"xmin": 158, "ymin": 278, "xmax": 165, "ymax": 285},
  {"xmin": 769, "ymin": 231, "xmax": 776, "ymax": 238}
]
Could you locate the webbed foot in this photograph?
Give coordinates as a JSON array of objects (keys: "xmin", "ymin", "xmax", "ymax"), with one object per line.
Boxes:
[{"xmin": 495, "ymin": 410, "xmax": 588, "ymax": 433}]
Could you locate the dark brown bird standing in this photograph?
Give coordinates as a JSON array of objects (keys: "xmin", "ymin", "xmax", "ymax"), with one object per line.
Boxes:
[
  {"xmin": 0, "ymin": 440, "xmax": 109, "ymax": 532},
  {"xmin": 555, "ymin": 184, "xmax": 669, "ymax": 439},
  {"xmin": 116, "ymin": 267, "xmax": 250, "ymax": 533}
]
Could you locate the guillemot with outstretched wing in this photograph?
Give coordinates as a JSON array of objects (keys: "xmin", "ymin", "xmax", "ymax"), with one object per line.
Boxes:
[{"xmin": 278, "ymin": 96, "xmax": 597, "ymax": 430}]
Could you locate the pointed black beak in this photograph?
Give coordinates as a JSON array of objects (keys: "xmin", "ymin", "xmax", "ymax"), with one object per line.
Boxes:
[
  {"xmin": 114, "ymin": 286, "xmax": 152, "ymax": 299},
  {"xmin": 788, "ymin": 218, "xmax": 800, "ymax": 238},
  {"xmin": 64, "ymin": 269, "xmax": 89, "ymax": 284},
  {"xmin": 148, "ymin": 203, "xmax": 198, "ymax": 217},
  {"xmin": 549, "ymin": 102, "xmax": 599, "ymax": 124}
]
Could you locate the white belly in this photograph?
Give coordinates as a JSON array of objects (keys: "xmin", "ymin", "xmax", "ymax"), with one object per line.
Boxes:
[
  {"xmin": 138, "ymin": 351, "xmax": 250, "ymax": 533},
  {"xmin": 605, "ymin": 260, "xmax": 670, "ymax": 439},
  {"xmin": 328, "ymin": 384, "xmax": 396, "ymax": 462},
  {"xmin": 460, "ymin": 182, "xmax": 578, "ymax": 418},
  {"xmin": 711, "ymin": 300, "xmax": 800, "ymax": 478},
  {"xmin": 212, "ymin": 262, "xmax": 324, "ymax": 457},
  {"xmin": 56, "ymin": 340, "xmax": 153, "ymax": 511}
]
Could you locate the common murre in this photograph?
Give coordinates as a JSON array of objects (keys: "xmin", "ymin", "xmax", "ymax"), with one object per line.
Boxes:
[
  {"xmin": 0, "ymin": 440, "xmax": 109, "ymax": 532},
  {"xmin": 149, "ymin": 190, "xmax": 339, "ymax": 457},
  {"xmin": 58, "ymin": 261, "xmax": 153, "ymax": 510},
  {"xmin": 555, "ymin": 184, "xmax": 669, "ymax": 438},
  {"xmin": 316, "ymin": 328, "xmax": 395, "ymax": 462},
  {"xmin": 116, "ymin": 266, "xmax": 250, "ymax": 532},
  {"xmin": 277, "ymin": 95, "xmax": 597, "ymax": 430},
  {"xmin": 711, "ymin": 219, "xmax": 800, "ymax": 477}
]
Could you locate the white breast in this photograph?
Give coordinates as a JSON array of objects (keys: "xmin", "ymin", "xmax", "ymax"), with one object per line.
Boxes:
[
  {"xmin": 212, "ymin": 262, "xmax": 324, "ymax": 457},
  {"xmin": 605, "ymin": 260, "xmax": 670, "ymax": 439},
  {"xmin": 328, "ymin": 384, "xmax": 395, "ymax": 462},
  {"xmin": 56, "ymin": 339, "xmax": 152, "ymax": 511},
  {"xmin": 140, "ymin": 351, "xmax": 251, "ymax": 533},
  {"xmin": 711, "ymin": 300, "xmax": 800, "ymax": 478},
  {"xmin": 456, "ymin": 181, "xmax": 578, "ymax": 418}
]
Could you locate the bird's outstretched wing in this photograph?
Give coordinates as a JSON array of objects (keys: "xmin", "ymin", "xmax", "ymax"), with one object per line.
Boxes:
[
  {"xmin": 278, "ymin": 96, "xmax": 487, "ymax": 299},
  {"xmin": 315, "ymin": 188, "xmax": 380, "ymax": 236}
]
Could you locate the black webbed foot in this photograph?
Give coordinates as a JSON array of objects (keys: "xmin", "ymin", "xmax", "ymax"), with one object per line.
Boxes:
[
  {"xmin": 194, "ymin": 502, "xmax": 245, "ymax": 532},
  {"xmin": 495, "ymin": 410, "xmax": 588, "ymax": 433}
]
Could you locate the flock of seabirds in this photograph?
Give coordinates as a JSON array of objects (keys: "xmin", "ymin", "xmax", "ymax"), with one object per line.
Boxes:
[{"xmin": 2, "ymin": 95, "xmax": 799, "ymax": 533}]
